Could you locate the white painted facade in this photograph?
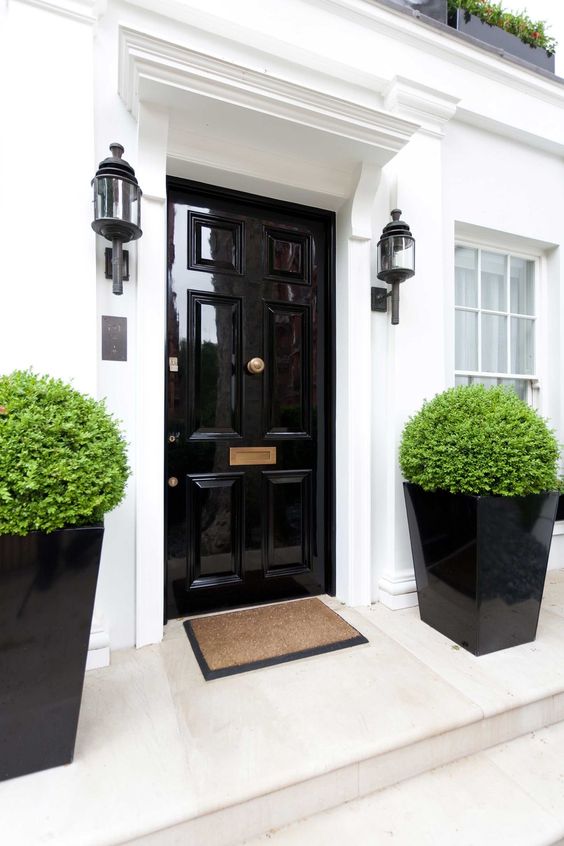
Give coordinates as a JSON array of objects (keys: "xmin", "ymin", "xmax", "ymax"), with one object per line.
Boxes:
[{"xmin": 2, "ymin": 0, "xmax": 564, "ymax": 656}]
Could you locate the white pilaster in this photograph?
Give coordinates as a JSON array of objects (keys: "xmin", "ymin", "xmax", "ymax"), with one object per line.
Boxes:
[
  {"xmin": 373, "ymin": 82, "xmax": 458, "ymax": 609},
  {"xmin": 335, "ymin": 164, "xmax": 381, "ymax": 607},
  {"xmin": 135, "ymin": 102, "xmax": 170, "ymax": 647}
]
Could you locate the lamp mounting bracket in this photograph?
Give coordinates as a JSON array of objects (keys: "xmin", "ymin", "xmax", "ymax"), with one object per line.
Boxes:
[{"xmin": 371, "ymin": 286, "xmax": 390, "ymax": 312}]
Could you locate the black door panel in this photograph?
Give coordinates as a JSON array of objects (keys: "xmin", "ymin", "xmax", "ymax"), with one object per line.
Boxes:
[{"xmin": 166, "ymin": 181, "xmax": 333, "ymax": 617}]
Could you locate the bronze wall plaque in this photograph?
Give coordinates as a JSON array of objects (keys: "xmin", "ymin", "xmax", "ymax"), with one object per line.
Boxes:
[{"xmin": 102, "ymin": 316, "xmax": 127, "ymax": 361}]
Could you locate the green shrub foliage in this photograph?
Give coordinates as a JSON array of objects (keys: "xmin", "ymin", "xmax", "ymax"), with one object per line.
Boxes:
[
  {"xmin": 0, "ymin": 370, "xmax": 130, "ymax": 535},
  {"xmin": 448, "ymin": 0, "xmax": 557, "ymax": 55},
  {"xmin": 399, "ymin": 385, "xmax": 559, "ymax": 497}
]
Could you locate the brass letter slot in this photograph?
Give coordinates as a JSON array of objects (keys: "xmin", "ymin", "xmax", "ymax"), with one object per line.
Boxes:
[{"xmin": 229, "ymin": 447, "xmax": 277, "ymax": 466}]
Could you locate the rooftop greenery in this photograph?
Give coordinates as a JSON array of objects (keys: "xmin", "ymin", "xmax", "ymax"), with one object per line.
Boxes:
[{"xmin": 448, "ymin": 0, "xmax": 557, "ymax": 55}]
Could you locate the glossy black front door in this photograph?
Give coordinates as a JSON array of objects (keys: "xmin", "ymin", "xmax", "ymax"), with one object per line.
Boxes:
[{"xmin": 166, "ymin": 180, "xmax": 334, "ymax": 618}]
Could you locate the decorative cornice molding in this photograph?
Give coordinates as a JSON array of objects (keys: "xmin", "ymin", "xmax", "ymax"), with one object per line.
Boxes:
[
  {"xmin": 12, "ymin": 0, "xmax": 99, "ymax": 23},
  {"xmin": 383, "ymin": 76, "xmax": 459, "ymax": 138},
  {"xmin": 306, "ymin": 0, "xmax": 564, "ymax": 154},
  {"xmin": 118, "ymin": 2, "xmax": 564, "ymax": 162},
  {"xmin": 304, "ymin": 0, "xmax": 564, "ymax": 107},
  {"xmin": 118, "ymin": 0, "xmax": 564, "ymax": 106},
  {"xmin": 312, "ymin": 0, "xmax": 564, "ymax": 94},
  {"xmin": 455, "ymin": 108, "xmax": 564, "ymax": 160},
  {"xmin": 118, "ymin": 27, "xmax": 420, "ymax": 158}
]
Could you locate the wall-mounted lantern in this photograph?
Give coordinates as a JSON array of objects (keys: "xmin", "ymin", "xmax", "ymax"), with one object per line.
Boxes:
[
  {"xmin": 371, "ymin": 209, "xmax": 415, "ymax": 325},
  {"xmin": 91, "ymin": 143, "xmax": 142, "ymax": 295}
]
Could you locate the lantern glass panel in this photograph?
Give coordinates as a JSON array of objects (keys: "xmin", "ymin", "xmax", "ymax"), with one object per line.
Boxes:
[
  {"xmin": 378, "ymin": 235, "xmax": 415, "ymax": 275},
  {"xmin": 93, "ymin": 177, "xmax": 141, "ymax": 228}
]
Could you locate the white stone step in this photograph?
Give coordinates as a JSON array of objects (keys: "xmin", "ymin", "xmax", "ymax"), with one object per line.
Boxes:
[
  {"xmin": 243, "ymin": 721, "xmax": 564, "ymax": 846},
  {"xmin": 2, "ymin": 571, "xmax": 564, "ymax": 846}
]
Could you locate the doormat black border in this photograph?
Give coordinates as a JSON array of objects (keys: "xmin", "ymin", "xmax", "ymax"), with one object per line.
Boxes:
[{"xmin": 183, "ymin": 611, "xmax": 368, "ymax": 681}]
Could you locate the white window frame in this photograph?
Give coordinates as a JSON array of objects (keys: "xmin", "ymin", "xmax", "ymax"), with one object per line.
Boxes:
[{"xmin": 454, "ymin": 238, "xmax": 543, "ymax": 408}]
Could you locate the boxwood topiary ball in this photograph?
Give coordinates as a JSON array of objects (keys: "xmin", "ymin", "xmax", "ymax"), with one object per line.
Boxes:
[
  {"xmin": 0, "ymin": 370, "xmax": 130, "ymax": 535},
  {"xmin": 399, "ymin": 384, "xmax": 559, "ymax": 497}
]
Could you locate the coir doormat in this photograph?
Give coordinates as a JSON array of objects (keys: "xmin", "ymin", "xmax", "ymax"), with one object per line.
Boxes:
[{"xmin": 184, "ymin": 597, "xmax": 368, "ymax": 680}]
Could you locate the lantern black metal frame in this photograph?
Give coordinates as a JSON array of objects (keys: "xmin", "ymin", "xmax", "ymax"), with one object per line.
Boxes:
[
  {"xmin": 91, "ymin": 143, "xmax": 142, "ymax": 295},
  {"xmin": 372, "ymin": 209, "xmax": 415, "ymax": 325}
]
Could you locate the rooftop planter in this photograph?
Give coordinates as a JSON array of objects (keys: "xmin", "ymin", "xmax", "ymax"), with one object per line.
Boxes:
[
  {"xmin": 389, "ymin": 0, "xmax": 448, "ymax": 23},
  {"xmin": 448, "ymin": 1, "xmax": 556, "ymax": 72}
]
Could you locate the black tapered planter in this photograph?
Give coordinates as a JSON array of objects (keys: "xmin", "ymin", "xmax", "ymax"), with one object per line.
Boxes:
[
  {"xmin": 0, "ymin": 526, "xmax": 104, "ymax": 781},
  {"xmin": 404, "ymin": 483, "xmax": 558, "ymax": 655},
  {"xmin": 449, "ymin": 10, "xmax": 555, "ymax": 72}
]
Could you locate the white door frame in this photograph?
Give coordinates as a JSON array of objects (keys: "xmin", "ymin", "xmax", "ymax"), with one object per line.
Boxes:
[{"xmin": 118, "ymin": 25, "xmax": 420, "ymax": 646}]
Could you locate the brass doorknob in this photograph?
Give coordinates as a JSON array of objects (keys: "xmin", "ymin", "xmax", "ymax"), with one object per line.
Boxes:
[
  {"xmin": 247, "ymin": 357, "xmax": 265, "ymax": 374},
  {"xmin": 168, "ymin": 477, "xmax": 179, "ymax": 488}
]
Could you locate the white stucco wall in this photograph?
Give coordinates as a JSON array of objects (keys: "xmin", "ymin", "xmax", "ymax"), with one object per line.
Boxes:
[
  {"xmin": 442, "ymin": 121, "xmax": 564, "ymax": 428},
  {"xmin": 1, "ymin": 1, "xmax": 96, "ymax": 393},
  {"xmin": 3, "ymin": 0, "xmax": 564, "ymax": 650}
]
